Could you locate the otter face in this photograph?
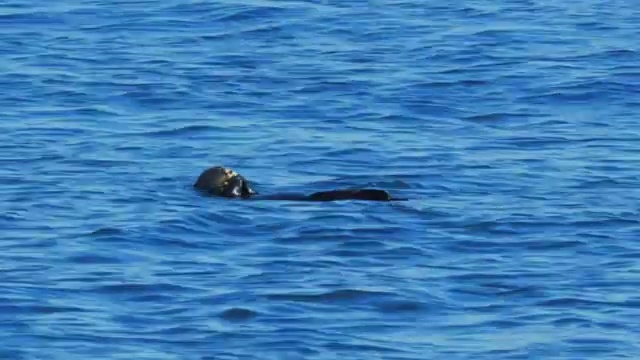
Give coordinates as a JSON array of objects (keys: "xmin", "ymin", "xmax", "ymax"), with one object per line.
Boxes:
[{"xmin": 194, "ymin": 166, "xmax": 256, "ymax": 198}]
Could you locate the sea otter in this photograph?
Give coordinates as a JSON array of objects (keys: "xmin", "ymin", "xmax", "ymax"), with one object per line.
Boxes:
[{"xmin": 194, "ymin": 166, "xmax": 403, "ymax": 201}]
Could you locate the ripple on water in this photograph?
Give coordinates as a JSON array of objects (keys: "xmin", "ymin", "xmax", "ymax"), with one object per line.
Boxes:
[{"xmin": 219, "ymin": 307, "xmax": 259, "ymax": 322}]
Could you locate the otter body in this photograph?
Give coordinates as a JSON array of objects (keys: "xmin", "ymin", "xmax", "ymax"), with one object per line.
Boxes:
[{"xmin": 194, "ymin": 166, "xmax": 402, "ymax": 202}]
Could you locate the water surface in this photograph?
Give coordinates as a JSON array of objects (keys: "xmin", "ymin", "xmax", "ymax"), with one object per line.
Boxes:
[{"xmin": 2, "ymin": 0, "xmax": 640, "ymax": 359}]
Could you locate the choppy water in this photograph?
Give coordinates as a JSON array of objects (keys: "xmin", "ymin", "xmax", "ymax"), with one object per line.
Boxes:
[{"xmin": 2, "ymin": 1, "xmax": 640, "ymax": 359}]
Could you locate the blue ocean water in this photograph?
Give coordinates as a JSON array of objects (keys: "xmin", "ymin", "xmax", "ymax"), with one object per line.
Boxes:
[{"xmin": 2, "ymin": 0, "xmax": 640, "ymax": 358}]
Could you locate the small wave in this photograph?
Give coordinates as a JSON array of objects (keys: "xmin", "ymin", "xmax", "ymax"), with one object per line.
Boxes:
[
  {"xmin": 0, "ymin": 11, "xmax": 66, "ymax": 26},
  {"xmin": 213, "ymin": 5, "xmax": 299, "ymax": 23},
  {"xmin": 568, "ymin": 48, "xmax": 638, "ymax": 61},
  {"xmin": 59, "ymin": 158, "xmax": 136, "ymax": 168},
  {"xmin": 552, "ymin": 316, "xmax": 592, "ymax": 326},
  {"xmin": 10, "ymin": 126, "xmax": 90, "ymax": 137},
  {"xmin": 0, "ymin": 304, "xmax": 88, "ymax": 315},
  {"xmin": 539, "ymin": 297, "xmax": 614, "ymax": 308},
  {"xmin": 94, "ymin": 283, "xmax": 197, "ymax": 295},
  {"xmin": 324, "ymin": 341, "xmax": 410, "ymax": 355},
  {"xmin": 66, "ymin": 254, "xmax": 122, "ymax": 264},
  {"xmin": 462, "ymin": 112, "xmax": 538, "ymax": 122},
  {"xmin": 219, "ymin": 307, "xmax": 258, "ymax": 321},
  {"xmin": 130, "ymin": 124, "xmax": 230, "ymax": 137},
  {"xmin": 377, "ymin": 300, "xmax": 424, "ymax": 313},
  {"xmin": 265, "ymin": 289, "xmax": 394, "ymax": 303}
]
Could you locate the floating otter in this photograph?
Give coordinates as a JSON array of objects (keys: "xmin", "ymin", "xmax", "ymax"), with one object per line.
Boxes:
[{"xmin": 194, "ymin": 166, "xmax": 405, "ymax": 201}]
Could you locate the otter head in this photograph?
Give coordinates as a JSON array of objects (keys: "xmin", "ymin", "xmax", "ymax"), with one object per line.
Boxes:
[{"xmin": 194, "ymin": 166, "xmax": 256, "ymax": 198}]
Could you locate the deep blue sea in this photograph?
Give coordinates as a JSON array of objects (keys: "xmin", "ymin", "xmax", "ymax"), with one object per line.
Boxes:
[{"xmin": 2, "ymin": 0, "xmax": 640, "ymax": 359}]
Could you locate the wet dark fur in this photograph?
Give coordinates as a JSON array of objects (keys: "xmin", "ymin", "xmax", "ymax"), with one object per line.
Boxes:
[{"xmin": 194, "ymin": 166, "xmax": 402, "ymax": 202}]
